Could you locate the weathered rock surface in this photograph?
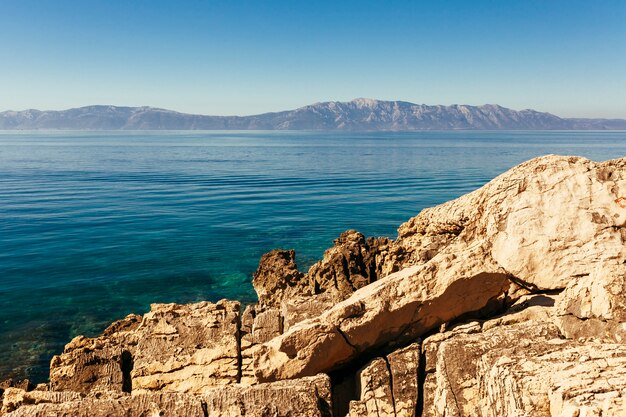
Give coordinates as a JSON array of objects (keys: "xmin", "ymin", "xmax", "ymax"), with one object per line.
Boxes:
[
  {"xmin": 49, "ymin": 300, "xmax": 240, "ymax": 394},
  {"xmin": 556, "ymin": 261, "xmax": 626, "ymax": 342},
  {"xmin": 254, "ymin": 250, "xmax": 512, "ymax": 381},
  {"xmin": 3, "ymin": 374, "xmax": 332, "ymax": 417},
  {"xmin": 416, "ymin": 288, "xmax": 626, "ymax": 417},
  {"xmin": 307, "ymin": 231, "xmax": 391, "ymax": 301},
  {"xmin": 253, "ymin": 249, "xmax": 308, "ymax": 310},
  {"xmin": 4, "ymin": 155, "xmax": 626, "ymax": 416},
  {"xmin": 252, "ymin": 232, "xmax": 391, "ymax": 309},
  {"xmin": 348, "ymin": 342, "xmax": 421, "ymax": 417},
  {"xmin": 477, "ymin": 341, "xmax": 626, "ymax": 417},
  {"xmin": 387, "ymin": 155, "xmax": 626, "ymax": 290}
]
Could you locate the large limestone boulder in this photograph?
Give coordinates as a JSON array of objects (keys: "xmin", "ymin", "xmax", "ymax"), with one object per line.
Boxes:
[{"xmin": 387, "ymin": 155, "xmax": 626, "ymax": 290}]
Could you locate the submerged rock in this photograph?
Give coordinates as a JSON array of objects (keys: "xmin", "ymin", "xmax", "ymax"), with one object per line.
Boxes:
[{"xmin": 4, "ymin": 155, "xmax": 626, "ymax": 416}]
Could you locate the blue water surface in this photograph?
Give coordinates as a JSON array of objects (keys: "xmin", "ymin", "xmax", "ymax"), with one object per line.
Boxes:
[{"xmin": 1, "ymin": 130, "xmax": 625, "ymax": 382}]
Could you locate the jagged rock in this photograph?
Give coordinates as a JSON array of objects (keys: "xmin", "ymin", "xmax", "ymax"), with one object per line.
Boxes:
[
  {"xmin": 48, "ymin": 313, "xmax": 142, "ymax": 394},
  {"xmin": 254, "ymin": 245, "xmax": 512, "ymax": 381},
  {"xmin": 0, "ymin": 381, "xmax": 32, "ymax": 395},
  {"xmin": 0, "ymin": 380, "xmax": 32, "ymax": 407},
  {"xmin": 252, "ymin": 249, "xmax": 308, "ymax": 310},
  {"xmin": 556, "ymin": 261, "xmax": 626, "ymax": 342},
  {"xmin": 2, "ymin": 375, "xmax": 332, "ymax": 417},
  {"xmin": 49, "ymin": 300, "xmax": 240, "ymax": 394},
  {"xmin": 307, "ymin": 231, "xmax": 391, "ymax": 301}
]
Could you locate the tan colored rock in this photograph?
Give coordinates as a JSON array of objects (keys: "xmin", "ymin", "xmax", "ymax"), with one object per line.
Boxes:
[
  {"xmin": 477, "ymin": 341, "xmax": 626, "ymax": 417},
  {"xmin": 131, "ymin": 300, "xmax": 240, "ymax": 393},
  {"xmin": 49, "ymin": 313, "xmax": 142, "ymax": 394},
  {"xmin": 387, "ymin": 342, "xmax": 421, "ymax": 417},
  {"xmin": 252, "ymin": 249, "xmax": 308, "ymax": 309},
  {"xmin": 202, "ymin": 373, "xmax": 332, "ymax": 417},
  {"xmin": 4, "ymin": 391, "xmax": 204, "ymax": 417},
  {"xmin": 254, "ymin": 245, "xmax": 512, "ymax": 381},
  {"xmin": 556, "ymin": 261, "xmax": 626, "ymax": 342},
  {"xmin": 307, "ymin": 231, "xmax": 391, "ymax": 300},
  {"xmin": 281, "ymin": 292, "xmax": 336, "ymax": 332},
  {"xmin": 421, "ymin": 321, "xmax": 484, "ymax": 417},
  {"xmin": 386, "ymin": 156, "xmax": 626, "ymax": 290},
  {"xmin": 346, "ymin": 399, "xmax": 368, "ymax": 417},
  {"xmin": 49, "ymin": 300, "xmax": 240, "ymax": 394},
  {"xmin": 428, "ymin": 322, "xmax": 562, "ymax": 417},
  {"xmin": 348, "ymin": 342, "xmax": 421, "ymax": 417},
  {"xmin": 1, "ymin": 388, "xmax": 83, "ymax": 415},
  {"xmin": 419, "ymin": 287, "xmax": 626, "ymax": 417},
  {"xmin": 3, "ymin": 375, "xmax": 332, "ymax": 417},
  {"xmin": 351, "ymin": 357, "xmax": 395, "ymax": 417},
  {"xmin": 420, "ymin": 295, "xmax": 562, "ymax": 417},
  {"xmin": 252, "ymin": 308, "xmax": 283, "ymax": 344}
]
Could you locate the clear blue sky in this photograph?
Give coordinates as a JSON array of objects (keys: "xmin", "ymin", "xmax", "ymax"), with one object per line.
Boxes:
[{"xmin": 1, "ymin": 0, "xmax": 625, "ymax": 118}]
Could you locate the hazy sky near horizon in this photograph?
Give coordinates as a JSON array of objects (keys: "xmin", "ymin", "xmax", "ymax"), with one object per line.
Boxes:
[{"xmin": 1, "ymin": 0, "xmax": 625, "ymax": 118}]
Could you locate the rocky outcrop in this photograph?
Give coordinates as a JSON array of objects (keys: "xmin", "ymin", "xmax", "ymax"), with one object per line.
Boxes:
[
  {"xmin": 307, "ymin": 231, "xmax": 391, "ymax": 301},
  {"xmin": 385, "ymin": 155, "xmax": 626, "ymax": 290},
  {"xmin": 253, "ymin": 252, "xmax": 512, "ymax": 381},
  {"xmin": 49, "ymin": 300, "xmax": 240, "ymax": 394},
  {"xmin": 252, "ymin": 249, "xmax": 308, "ymax": 310},
  {"xmin": 4, "ymin": 155, "xmax": 626, "ymax": 416}
]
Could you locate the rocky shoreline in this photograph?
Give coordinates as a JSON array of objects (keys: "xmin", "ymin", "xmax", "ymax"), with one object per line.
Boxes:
[{"xmin": 2, "ymin": 155, "xmax": 626, "ymax": 416}]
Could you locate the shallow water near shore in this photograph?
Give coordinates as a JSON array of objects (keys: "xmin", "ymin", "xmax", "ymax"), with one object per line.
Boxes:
[{"xmin": 1, "ymin": 130, "xmax": 625, "ymax": 383}]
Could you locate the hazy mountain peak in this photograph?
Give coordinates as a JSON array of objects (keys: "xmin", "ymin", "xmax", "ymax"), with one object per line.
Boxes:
[
  {"xmin": 0, "ymin": 99, "xmax": 624, "ymax": 131},
  {"xmin": 350, "ymin": 98, "xmax": 380, "ymax": 107}
]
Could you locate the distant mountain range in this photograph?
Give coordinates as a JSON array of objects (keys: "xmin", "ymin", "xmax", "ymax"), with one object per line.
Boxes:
[{"xmin": 1, "ymin": 98, "xmax": 625, "ymax": 130}]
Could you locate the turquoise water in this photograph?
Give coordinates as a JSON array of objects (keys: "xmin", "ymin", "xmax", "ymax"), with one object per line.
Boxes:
[{"xmin": 1, "ymin": 130, "xmax": 625, "ymax": 382}]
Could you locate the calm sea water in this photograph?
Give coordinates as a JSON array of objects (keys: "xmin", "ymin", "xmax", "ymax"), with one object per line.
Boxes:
[{"xmin": 1, "ymin": 130, "xmax": 625, "ymax": 382}]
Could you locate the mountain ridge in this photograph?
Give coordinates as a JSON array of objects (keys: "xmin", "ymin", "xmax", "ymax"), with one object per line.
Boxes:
[{"xmin": 1, "ymin": 98, "xmax": 625, "ymax": 130}]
